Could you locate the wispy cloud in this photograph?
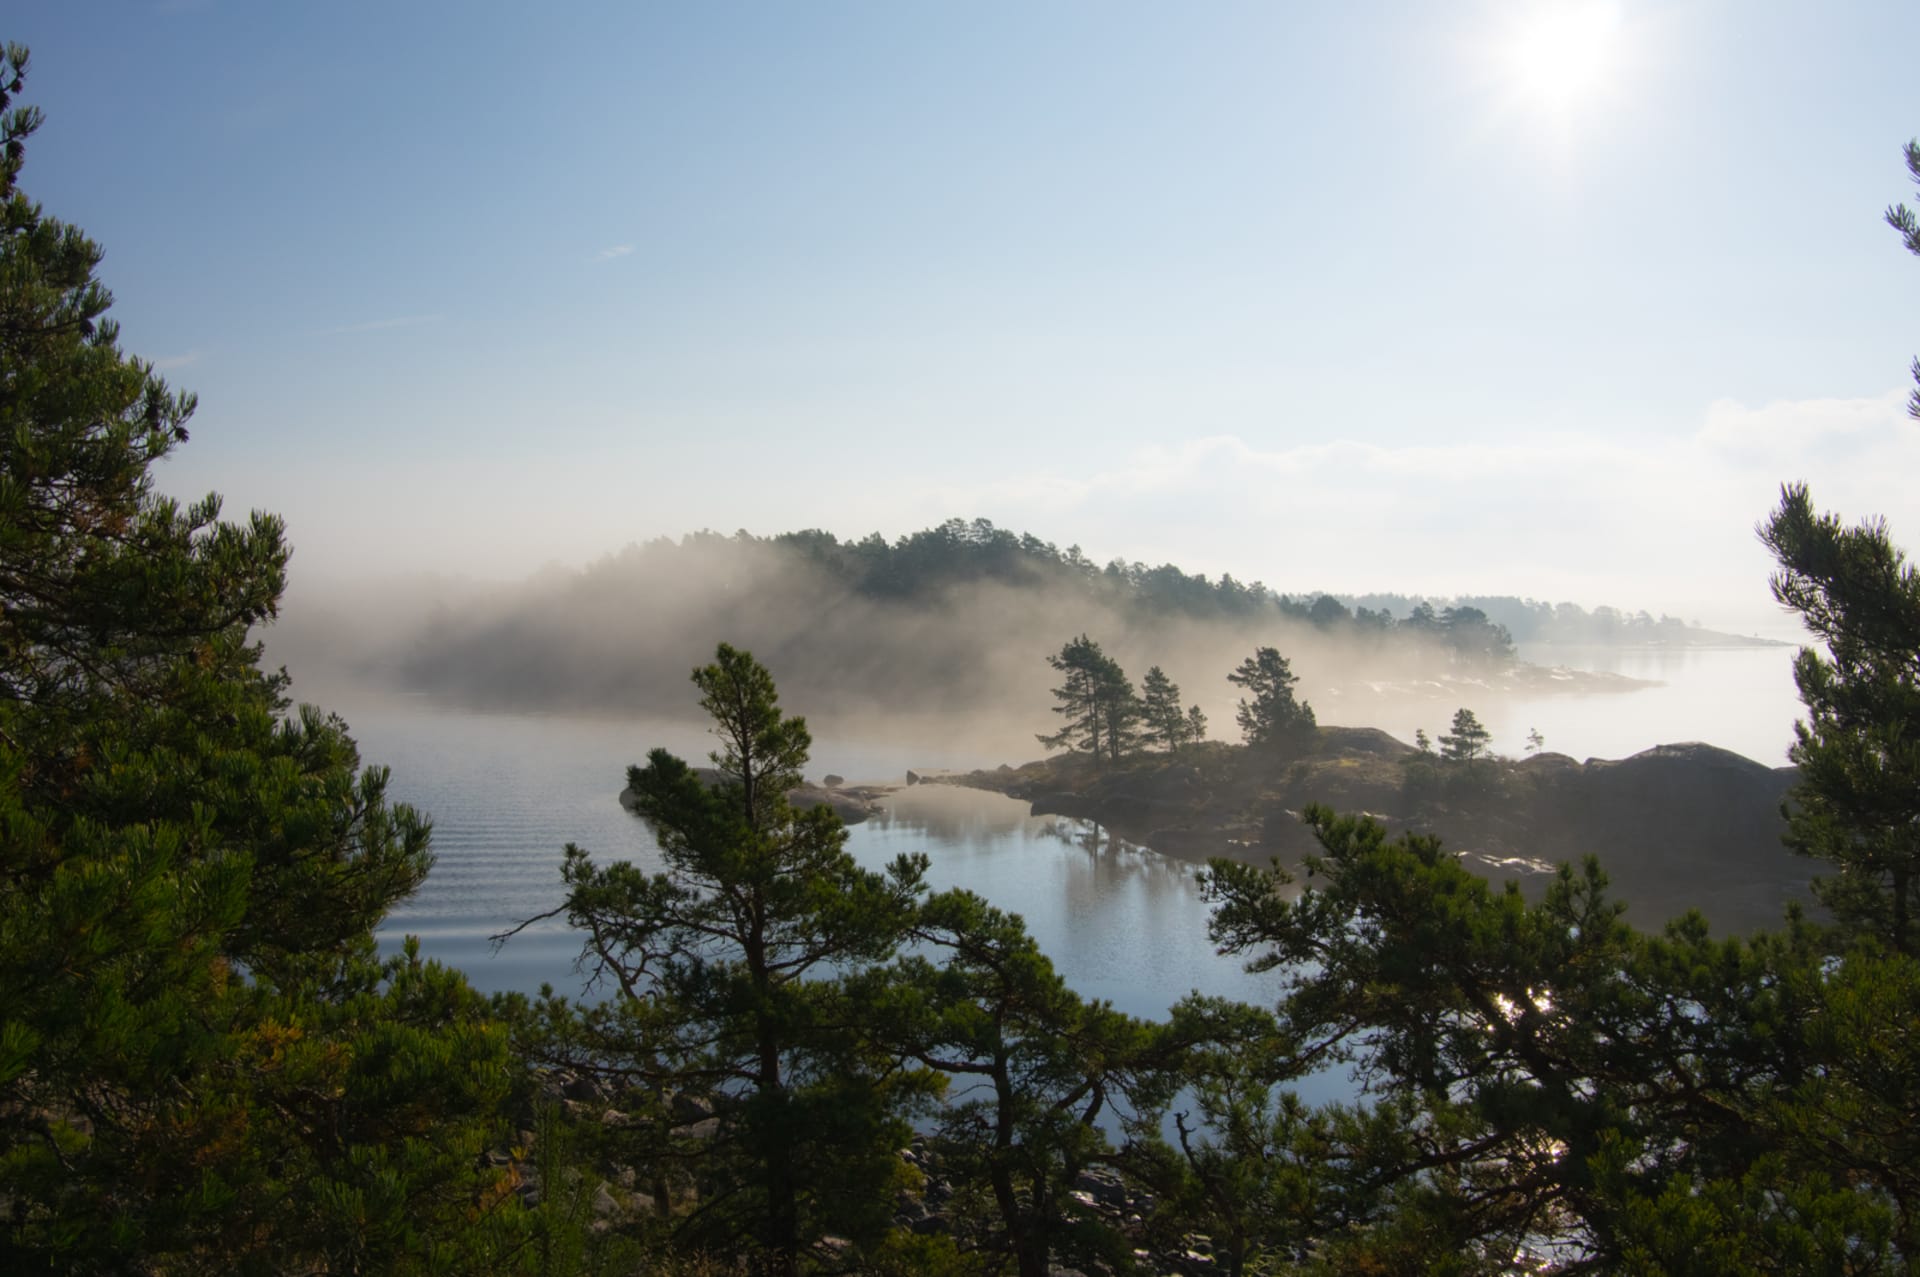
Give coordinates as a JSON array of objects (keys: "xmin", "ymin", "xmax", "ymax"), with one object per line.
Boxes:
[
  {"xmin": 929, "ymin": 388, "xmax": 1920, "ymax": 625},
  {"xmin": 316, "ymin": 313, "xmax": 443, "ymax": 337},
  {"xmin": 595, "ymin": 244, "xmax": 635, "ymax": 261},
  {"xmin": 150, "ymin": 349, "xmax": 205, "ymax": 370}
]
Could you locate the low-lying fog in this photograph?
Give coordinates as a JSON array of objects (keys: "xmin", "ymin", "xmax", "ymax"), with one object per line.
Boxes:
[{"xmin": 265, "ymin": 530, "xmax": 1808, "ymax": 770}]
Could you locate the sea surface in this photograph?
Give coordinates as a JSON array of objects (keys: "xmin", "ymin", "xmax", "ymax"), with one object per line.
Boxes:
[{"xmin": 341, "ymin": 644, "xmax": 1805, "ymax": 1015}]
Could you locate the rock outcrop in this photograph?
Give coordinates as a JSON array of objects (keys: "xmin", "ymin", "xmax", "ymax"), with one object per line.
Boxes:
[{"xmin": 922, "ymin": 734, "xmax": 1812, "ymax": 934}]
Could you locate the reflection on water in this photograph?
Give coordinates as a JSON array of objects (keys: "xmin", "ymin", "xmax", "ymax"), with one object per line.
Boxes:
[
  {"xmin": 851, "ymin": 786, "xmax": 1282, "ymax": 1023},
  {"xmin": 345, "ymin": 702, "xmax": 1281, "ymax": 1023}
]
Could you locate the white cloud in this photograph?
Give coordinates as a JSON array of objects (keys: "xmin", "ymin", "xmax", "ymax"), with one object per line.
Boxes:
[
  {"xmin": 595, "ymin": 244, "xmax": 635, "ymax": 261},
  {"xmin": 150, "ymin": 349, "xmax": 204, "ymax": 370},
  {"xmin": 1698, "ymin": 388, "xmax": 1907, "ymax": 459},
  {"xmin": 922, "ymin": 388, "xmax": 1920, "ymax": 629}
]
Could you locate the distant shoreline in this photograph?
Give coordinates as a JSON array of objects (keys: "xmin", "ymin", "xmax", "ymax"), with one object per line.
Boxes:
[{"xmin": 1520, "ymin": 635, "xmax": 1791, "ymax": 650}]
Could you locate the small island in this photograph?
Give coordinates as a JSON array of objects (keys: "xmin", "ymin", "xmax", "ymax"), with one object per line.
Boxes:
[
  {"xmin": 918, "ymin": 727, "xmax": 1808, "ymax": 934},
  {"xmin": 902, "ymin": 632, "xmax": 1809, "ymax": 935}
]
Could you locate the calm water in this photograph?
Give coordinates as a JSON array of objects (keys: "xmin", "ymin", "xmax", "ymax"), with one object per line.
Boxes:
[
  {"xmin": 352, "ymin": 693, "xmax": 1285, "ymax": 1020},
  {"xmin": 344, "ymin": 644, "xmax": 1807, "ymax": 1014}
]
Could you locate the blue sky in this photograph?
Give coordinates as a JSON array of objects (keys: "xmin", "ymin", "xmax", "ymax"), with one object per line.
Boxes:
[{"xmin": 11, "ymin": 1, "xmax": 1919, "ymax": 628}]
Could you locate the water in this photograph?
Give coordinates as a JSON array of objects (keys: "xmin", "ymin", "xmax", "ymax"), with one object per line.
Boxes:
[
  {"xmin": 1327, "ymin": 643, "xmax": 1804, "ymax": 767},
  {"xmin": 340, "ymin": 644, "xmax": 1808, "ymax": 1009},
  {"xmin": 354, "ymin": 694, "xmax": 1285, "ymax": 1018},
  {"xmin": 853, "ymin": 785, "xmax": 1285, "ymax": 1020}
]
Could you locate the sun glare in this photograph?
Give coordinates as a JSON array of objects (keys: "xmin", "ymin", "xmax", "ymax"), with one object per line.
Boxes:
[{"xmin": 1506, "ymin": 1, "xmax": 1622, "ymax": 112}]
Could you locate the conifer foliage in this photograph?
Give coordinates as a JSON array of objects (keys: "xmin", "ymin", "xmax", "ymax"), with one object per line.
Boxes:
[
  {"xmin": 1439, "ymin": 706, "xmax": 1492, "ymax": 765},
  {"xmin": 1227, "ymin": 646, "xmax": 1315, "ymax": 752},
  {"xmin": 1139, "ymin": 665, "xmax": 1199, "ymax": 754},
  {"xmin": 1037, "ymin": 634, "xmax": 1140, "ymax": 766},
  {"xmin": 1202, "ymin": 808, "xmax": 1920, "ymax": 1271},
  {"xmin": 1762, "ymin": 482, "xmax": 1920, "ymax": 954},
  {"xmin": 537, "ymin": 644, "xmax": 936, "ymax": 1275},
  {"xmin": 0, "ymin": 48, "xmax": 520, "ymax": 1272}
]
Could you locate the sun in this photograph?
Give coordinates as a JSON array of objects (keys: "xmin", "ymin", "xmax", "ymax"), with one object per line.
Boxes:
[{"xmin": 1505, "ymin": 1, "xmax": 1622, "ymax": 113}]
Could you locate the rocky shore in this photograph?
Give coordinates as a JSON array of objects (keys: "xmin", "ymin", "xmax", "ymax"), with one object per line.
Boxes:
[{"xmin": 918, "ymin": 730, "xmax": 1813, "ymax": 934}]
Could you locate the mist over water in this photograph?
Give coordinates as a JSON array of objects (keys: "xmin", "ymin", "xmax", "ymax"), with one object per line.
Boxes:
[
  {"xmin": 272, "ymin": 530, "xmax": 1813, "ymax": 776},
  {"xmin": 1347, "ymin": 643, "xmax": 1802, "ymax": 767}
]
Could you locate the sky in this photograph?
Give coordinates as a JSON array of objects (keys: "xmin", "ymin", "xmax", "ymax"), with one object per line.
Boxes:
[{"xmin": 10, "ymin": 1, "xmax": 1920, "ymax": 632}]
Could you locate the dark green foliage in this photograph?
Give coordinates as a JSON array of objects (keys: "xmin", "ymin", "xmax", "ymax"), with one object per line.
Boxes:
[
  {"xmin": 776, "ymin": 517, "xmax": 1291, "ymax": 618},
  {"xmin": 1385, "ymin": 602, "xmax": 1520, "ymax": 664},
  {"xmin": 1227, "ymin": 646, "xmax": 1315, "ymax": 752},
  {"xmin": 1038, "ymin": 634, "xmax": 1105, "ymax": 759},
  {"xmin": 1201, "ymin": 806, "xmax": 1920, "ymax": 1272},
  {"xmin": 1139, "ymin": 665, "xmax": 1189, "ymax": 753},
  {"xmin": 1439, "ymin": 706, "xmax": 1491, "ymax": 765},
  {"xmin": 1436, "ymin": 606, "xmax": 1517, "ymax": 664},
  {"xmin": 1114, "ymin": 996, "xmax": 1322, "ymax": 1277},
  {"xmin": 1306, "ymin": 594, "xmax": 1351, "ymax": 627},
  {"xmin": 1037, "ymin": 634, "xmax": 1139, "ymax": 767},
  {"xmin": 1886, "ymin": 138, "xmax": 1920, "ymax": 419},
  {"xmin": 0, "ymin": 49, "xmax": 529, "ymax": 1272},
  {"xmin": 888, "ymin": 888, "xmax": 1164, "ymax": 1277},
  {"xmin": 532, "ymin": 645, "xmax": 935, "ymax": 1275},
  {"xmin": 1761, "ymin": 483, "xmax": 1920, "ymax": 954}
]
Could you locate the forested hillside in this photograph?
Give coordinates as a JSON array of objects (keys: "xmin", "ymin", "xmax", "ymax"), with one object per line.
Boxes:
[
  {"xmin": 384, "ymin": 520, "xmax": 1612, "ymax": 725},
  {"xmin": 1342, "ymin": 591, "xmax": 1784, "ymax": 646}
]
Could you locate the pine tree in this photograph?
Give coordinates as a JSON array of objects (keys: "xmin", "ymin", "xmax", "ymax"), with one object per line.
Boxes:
[
  {"xmin": 1761, "ymin": 483, "xmax": 1920, "ymax": 954},
  {"xmin": 893, "ymin": 889, "xmax": 1162, "ymax": 1277},
  {"xmin": 1752, "ymin": 142, "xmax": 1920, "ymax": 953},
  {"xmin": 1093, "ymin": 653, "xmax": 1143, "ymax": 765},
  {"xmin": 1184, "ymin": 703, "xmax": 1210, "ymax": 751},
  {"xmin": 1227, "ymin": 647, "xmax": 1315, "ymax": 752},
  {"xmin": 0, "ymin": 47, "xmax": 521, "ymax": 1271},
  {"xmin": 1885, "ymin": 138, "xmax": 1920, "ymax": 419},
  {"xmin": 1112, "ymin": 997, "xmax": 1306, "ymax": 1277},
  {"xmin": 1140, "ymin": 665, "xmax": 1187, "ymax": 753},
  {"xmin": 1038, "ymin": 634, "xmax": 1108, "ymax": 759},
  {"xmin": 530, "ymin": 645, "xmax": 935, "ymax": 1274},
  {"xmin": 1439, "ymin": 706, "xmax": 1491, "ymax": 765},
  {"xmin": 1038, "ymin": 635, "xmax": 1139, "ymax": 767}
]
